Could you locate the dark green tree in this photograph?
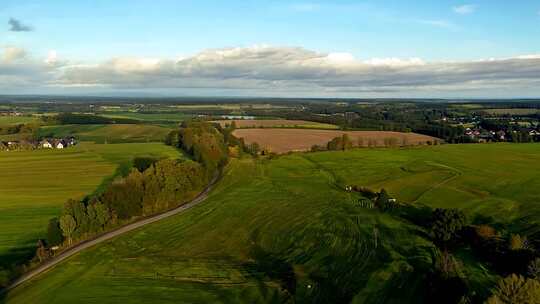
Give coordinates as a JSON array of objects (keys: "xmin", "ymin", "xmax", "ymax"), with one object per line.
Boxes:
[
  {"xmin": 46, "ymin": 217, "xmax": 63, "ymax": 247},
  {"xmin": 430, "ymin": 208, "xmax": 467, "ymax": 244}
]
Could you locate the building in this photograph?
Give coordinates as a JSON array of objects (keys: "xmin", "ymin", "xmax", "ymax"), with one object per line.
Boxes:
[{"xmin": 41, "ymin": 139, "xmax": 53, "ymax": 149}]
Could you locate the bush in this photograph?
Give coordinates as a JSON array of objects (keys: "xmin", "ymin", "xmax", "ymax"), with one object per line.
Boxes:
[
  {"xmin": 430, "ymin": 208, "xmax": 467, "ymax": 244},
  {"xmin": 46, "ymin": 218, "xmax": 63, "ymax": 247},
  {"xmin": 485, "ymin": 274, "xmax": 540, "ymax": 304}
]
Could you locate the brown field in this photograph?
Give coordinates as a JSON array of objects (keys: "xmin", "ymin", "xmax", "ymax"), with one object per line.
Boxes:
[
  {"xmin": 233, "ymin": 129, "xmax": 439, "ymax": 153},
  {"xmin": 212, "ymin": 119, "xmax": 338, "ymax": 129}
]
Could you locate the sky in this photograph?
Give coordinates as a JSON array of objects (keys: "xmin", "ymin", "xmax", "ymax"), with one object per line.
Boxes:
[{"xmin": 1, "ymin": 0, "xmax": 540, "ymax": 98}]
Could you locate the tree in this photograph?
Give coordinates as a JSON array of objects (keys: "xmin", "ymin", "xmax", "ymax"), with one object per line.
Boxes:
[
  {"xmin": 430, "ymin": 208, "xmax": 467, "ymax": 244},
  {"xmin": 94, "ymin": 203, "xmax": 110, "ymax": 230},
  {"xmin": 59, "ymin": 214, "xmax": 76, "ymax": 245},
  {"xmin": 35, "ymin": 239, "xmax": 50, "ymax": 262},
  {"xmin": 509, "ymin": 234, "xmax": 528, "ymax": 251},
  {"xmin": 46, "ymin": 218, "xmax": 63, "ymax": 247},
  {"xmin": 485, "ymin": 274, "xmax": 540, "ymax": 304}
]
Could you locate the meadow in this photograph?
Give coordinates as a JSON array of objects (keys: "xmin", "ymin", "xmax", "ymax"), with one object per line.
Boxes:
[
  {"xmin": 38, "ymin": 124, "xmax": 173, "ymax": 144},
  {"xmin": 7, "ymin": 143, "xmax": 540, "ymax": 303},
  {"xmin": 0, "ymin": 116, "xmax": 38, "ymax": 125},
  {"xmin": 482, "ymin": 108, "xmax": 540, "ymax": 115},
  {"xmin": 100, "ymin": 112, "xmax": 193, "ymax": 123},
  {"xmin": 0, "ymin": 142, "xmax": 182, "ymax": 270}
]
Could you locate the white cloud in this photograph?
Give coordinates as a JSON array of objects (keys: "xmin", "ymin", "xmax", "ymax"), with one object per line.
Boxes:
[
  {"xmin": 1, "ymin": 46, "xmax": 27, "ymax": 62},
  {"xmin": 2, "ymin": 45, "xmax": 540, "ymax": 97},
  {"xmin": 453, "ymin": 4, "xmax": 476, "ymax": 15},
  {"xmin": 45, "ymin": 50, "xmax": 57, "ymax": 64}
]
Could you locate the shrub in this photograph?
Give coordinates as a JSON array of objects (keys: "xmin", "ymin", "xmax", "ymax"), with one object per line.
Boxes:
[
  {"xmin": 430, "ymin": 208, "xmax": 467, "ymax": 244},
  {"xmin": 485, "ymin": 274, "xmax": 540, "ymax": 304}
]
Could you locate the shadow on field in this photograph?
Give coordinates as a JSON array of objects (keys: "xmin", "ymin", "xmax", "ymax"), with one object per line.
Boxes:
[
  {"xmin": 243, "ymin": 244, "xmax": 297, "ymax": 301},
  {"xmin": 0, "ymin": 244, "xmax": 38, "ymax": 303}
]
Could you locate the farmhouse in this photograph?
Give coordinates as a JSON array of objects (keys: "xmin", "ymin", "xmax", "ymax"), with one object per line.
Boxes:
[
  {"xmin": 1, "ymin": 137, "xmax": 76, "ymax": 152},
  {"xmin": 40, "ymin": 139, "xmax": 53, "ymax": 149}
]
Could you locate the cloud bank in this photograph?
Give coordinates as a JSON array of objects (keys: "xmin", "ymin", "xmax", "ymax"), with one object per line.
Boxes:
[
  {"xmin": 2, "ymin": 45, "xmax": 540, "ymax": 97},
  {"xmin": 8, "ymin": 18, "xmax": 33, "ymax": 32}
]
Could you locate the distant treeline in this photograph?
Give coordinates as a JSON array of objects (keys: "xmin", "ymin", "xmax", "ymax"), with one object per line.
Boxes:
[{"xmin": 43, "ymin": 113, "xmax": 139, "ymax": 125}]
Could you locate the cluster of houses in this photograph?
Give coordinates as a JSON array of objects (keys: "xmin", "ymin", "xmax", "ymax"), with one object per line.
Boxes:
[
  {"xmin": 465, "ymin": 127, "xmax": 540, "ymax": 142},
  {"xmin": 0, "ymin": 137, "xmax": 76, "ymax": 152},
  {"xmin": 0, "ymin": 111, "xmax": 23, "ymax": 117}
]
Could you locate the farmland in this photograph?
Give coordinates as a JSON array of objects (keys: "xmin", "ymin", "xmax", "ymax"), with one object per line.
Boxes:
[
  {"xmin": 6, "ymin": 143, "xmax": 540, "ymax": 303},
  {"xmin": 0, "ymin": 116, "xmax": 38, "ymax": 125},
  {"xmin": 0, "ymin": 142, "xmax": 182, "ymax": 270},
  {"xmin": 100, "ymin": 112, "xmax": 193, "ymax": 123},
  {"xmin": 482, "ymin": 108, "xmax": 540, "ymax": 115},
  {"xmin": 213, "ymin": 119, "xmax": 338, "ymax": 129},
  {"xmin": 233, "ymin": 129, "xmax": 438, "ymax": 153},
  {"xmin": 38, "ymin": 124, "xmax": 173, "ymax": 144}
]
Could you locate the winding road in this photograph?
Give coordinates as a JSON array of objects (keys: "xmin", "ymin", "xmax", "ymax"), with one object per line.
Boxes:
[{"xmin": 1, "ymin": 173, "xmax": 220, "ymax": 294}]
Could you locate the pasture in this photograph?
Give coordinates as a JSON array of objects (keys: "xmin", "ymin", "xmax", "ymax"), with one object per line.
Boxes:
[
  {"xmin": 101, "ymin": 112, "xmax": 192, "ymax": 123},
  {"xmin": 0, "ymin": 116, "xmax": 38, "ymax": 125},
  {"xmin": 38, "ymin": 124, "xmax": 173, "ymax": 144},
  {"xmin": 213, "ymin": 119, "xmax": 338, "ymax": 129},
  {"xmin": 482, "ymin": 108, "xmax": 540, "ymax": 115},
  {"xmin": 9, "ymin": 143, "xmax": 540, "ymax": 303},
  {"xmin": 233, "ymin": 129, "xmax": 437, "ymax": 153},
  {"xmin": 0, "ymin": 142, "xmax": 182, "ymax": 269}
]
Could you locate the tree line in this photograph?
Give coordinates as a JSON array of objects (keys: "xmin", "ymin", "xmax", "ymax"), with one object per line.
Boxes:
[{"xmin": 42, "ymin": 113, "xmax": 139, "ymax": 125}]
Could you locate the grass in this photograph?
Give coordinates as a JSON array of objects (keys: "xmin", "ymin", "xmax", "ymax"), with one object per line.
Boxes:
[
  {"xmin": 482, "ymin": 108, "xmax": 540, "ymax": 115},
  {"xmin": 101, "ymin": 112, "xmax": 193, "ymax": 123},
  {"xmin": 5, "ymin": 143, "xmax": 540, "ymax": 303},
  {"xmin": 0, "ymin": 142, "xmax": 182, "ymax": 269},
  {"xmin": 0, "ymin": 116, "xmax": 39, "ymax": 125},
  {"xmin": 38, "ymin": 124, "xmax": 174, "ymax": 144}
]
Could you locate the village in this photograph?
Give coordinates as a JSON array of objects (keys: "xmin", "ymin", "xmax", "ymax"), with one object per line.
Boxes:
[{"xmin": 0, "ymin": 137, "xmax": 77, "ymax": 152}]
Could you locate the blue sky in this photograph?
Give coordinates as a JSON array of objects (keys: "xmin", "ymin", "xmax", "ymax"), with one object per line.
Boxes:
[{"xmin": 1, "ymin": 0, "xmax": 540, "ymax": 97}]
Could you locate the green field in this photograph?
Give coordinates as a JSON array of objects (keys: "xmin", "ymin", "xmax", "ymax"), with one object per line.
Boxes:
[
  {"xmin": 482, "ymin": 108, "xmax": 540, "ymax": 115},
  {"xmin": 38, "ymin": 124, "xmax": 173, "ymax": 144},
  {"xmin": 0, "ymin": 142, "xmax": 182, "ymax": 269},
  {"xmin": 0, "ymin": 116, "xmax": 39, "ymax": 125},
  {"xmin": 101, "ymin": 112, "xmax": 192, "ymax": 123},
  {"xmin": 7, "ymin": 143, "xmax": 540, "ymax": 303}
]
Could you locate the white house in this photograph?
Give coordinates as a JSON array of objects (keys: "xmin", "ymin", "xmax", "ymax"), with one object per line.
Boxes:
[
  {"xmin": 55, "ymin": 141, "xmax": 65, "ymax": 149},
  {"xmin": 41, "ymin": 140, "xmax": 53, "ymax": 149}
]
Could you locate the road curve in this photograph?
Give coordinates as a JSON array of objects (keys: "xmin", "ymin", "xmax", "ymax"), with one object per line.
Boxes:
[{"xmin": 2, "ymin": 173, "xmax": 220, "ymax": 294}]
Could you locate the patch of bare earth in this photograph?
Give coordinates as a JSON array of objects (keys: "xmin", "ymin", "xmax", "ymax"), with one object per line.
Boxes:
[{"xmin": 233, "ymin": 129, "xmax": 440, "ymax": 153}]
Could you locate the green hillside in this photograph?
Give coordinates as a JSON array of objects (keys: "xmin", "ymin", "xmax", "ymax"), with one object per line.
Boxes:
[
  {"xmin": 4, "ymin": 143, "xmax": 540, "ymax": 303},
  {"xmin": 0, "ymin": 142, "xmax": 182, "ymax": 270}
]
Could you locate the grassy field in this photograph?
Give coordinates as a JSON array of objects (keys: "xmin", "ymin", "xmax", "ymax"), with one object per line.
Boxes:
[
  {"xmin": 8, "ymin": 143, "xmax": 540, "ymax": 303},
  {"xmin": 38, "ymin": 124, "xmax": 173, "ymax": 144},
  {"xmin": 101, "ymin": 112, "xmax": 192, "ymax": 123},
  {"xmin": 0, "ymin": 116, "xmax": 39, "ymax": 125},
  {"xmin": 482, "ymin": 108, "xmax": 540, "ymax": 115},
  {"xmin": 0, "ymin": 142, "xmax": 182, "ymax": 269}
]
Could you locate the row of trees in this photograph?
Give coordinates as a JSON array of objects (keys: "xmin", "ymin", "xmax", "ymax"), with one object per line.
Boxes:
[
  {"xmin": 42, "ymin": 113, "xmax": 139, "ymax": 125},
  {"xmin": 40, "ymin": 122, "xmax": 229, "ymax": 265}
]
